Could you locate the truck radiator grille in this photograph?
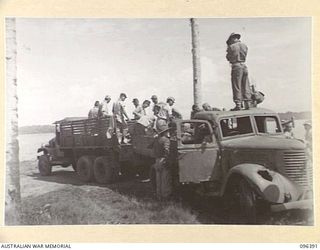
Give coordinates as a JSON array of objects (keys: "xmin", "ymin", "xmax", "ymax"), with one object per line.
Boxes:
[{"xmin": 283, "ymin": 151, "xmax": 312, "ymax": 189}]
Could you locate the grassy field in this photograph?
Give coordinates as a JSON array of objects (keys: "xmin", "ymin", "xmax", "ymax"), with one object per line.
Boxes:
[{"xmin": 19, "ymin": 185, "xmax": 199, "ymax": 225}]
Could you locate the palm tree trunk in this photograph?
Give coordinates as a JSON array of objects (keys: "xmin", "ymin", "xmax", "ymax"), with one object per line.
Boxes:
[
  {"xmin": 190, "ymin": 18, "xmax": 202, "ymax": 106},
  {"xmin": 5, "ymin": 17, "xmax": 21, "ymax": 225}
]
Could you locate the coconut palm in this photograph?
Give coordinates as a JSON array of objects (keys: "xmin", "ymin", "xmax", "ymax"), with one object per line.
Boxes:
[{"xmin": 5, "ymin": 17, "xmax": 21, "ymax": 225}]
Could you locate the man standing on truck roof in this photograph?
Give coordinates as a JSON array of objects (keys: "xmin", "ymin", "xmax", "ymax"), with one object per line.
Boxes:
[
  {"xmin": 99, "ymin": 95, "xmax": 112, "ymax": 117},
  {"xmin": 152, "ymin": 124, "xmax": 172, "ymax": 200},
  {"xmin": 113, "ymin": 93, "xmax": 129, "ymax": 143},
  {"xmin": 226, "ymin": 32, "xmax": 251, "ymax": 111},
  {"xmin": 88, "ymin": 101, "xmax": 100, "ymax": 119}
]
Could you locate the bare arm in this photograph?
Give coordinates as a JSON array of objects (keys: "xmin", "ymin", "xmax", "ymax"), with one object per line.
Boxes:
[
  {"xmin": 121, "ymin": 104, "xmax": 129, "ymax": 120},
  {"xmin": 133, "ymin": 107, "xmax": 142, "ymax": 119}
]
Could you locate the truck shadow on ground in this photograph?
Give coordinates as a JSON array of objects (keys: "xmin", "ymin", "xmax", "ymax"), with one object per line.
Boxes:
[{"xmin": 27, "ymin": 169, "xmax": 85, "ymax": 186}]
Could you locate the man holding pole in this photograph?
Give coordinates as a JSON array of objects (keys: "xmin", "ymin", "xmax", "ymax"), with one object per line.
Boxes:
[{"xmin": 226, "ymin": 33, "xmax": 251, "ymax": 111}]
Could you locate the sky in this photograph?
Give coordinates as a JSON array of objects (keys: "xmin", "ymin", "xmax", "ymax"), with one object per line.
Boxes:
[{"xmin": 15, "ymin": 18, "xmax": 311, "ymax": 126}]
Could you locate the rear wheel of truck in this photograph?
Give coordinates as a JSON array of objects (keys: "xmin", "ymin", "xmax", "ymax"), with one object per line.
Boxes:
[
  {"xmin": 76, "ymin": 156, "xmax": 95, "ymax": 182},
  {"xmin": 38, "ymin": 155, "xmax": 52, "ymax": 176},
  {"xmin": 72, "ymin": 163, "xmax": 77, "ymax": 172},
  {"xmin": 93, "ymin": 156, "xmax": 115, "ymax": 184}
]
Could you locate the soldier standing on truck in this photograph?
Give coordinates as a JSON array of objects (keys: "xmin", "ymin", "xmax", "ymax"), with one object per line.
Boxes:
[
  {"xmin": 132, "ymin": 98, "xmax": 143, "ymax": 120},
  {"xmin": 88, "ymin": 101, "xmax": 100, "ymax": 118},
  {"xmin": 153, "ymin": 104, "xmax": 168, "ymax": 132},
  {"xmin": 226, "ymin": 32, "xmax": 251, "ymax": 111},
  {"xmin": 150, "ymin": 95, "xmax": 166, "ymax": 113},
  {"xmin": 152, "ymin": 124, "xmax": 172, "ymax": 200},
  {"xmin": 150, "ymin": 95, "xmax": 159, "ymax": 113},
  {"xmin": 133, "ymin": 100, "xmax": 153, "ymax": 135},
  {"xmin": 202, "ymin": 103, "xmax": 213, "ymax": 111},
  {"xmin": 166, "ymin": 97, "xmax": 182, "ymax": 120},
  {"xmin": 190, "ymin": 104, "xmax": 201, "ymax": 119},
  {"xmin": 99, "ymin": 95, "xmax": 112, "ymax": 117},
  {"xmin": 113, "ymin": 93, "xmax": 129, "ymax": 143}
]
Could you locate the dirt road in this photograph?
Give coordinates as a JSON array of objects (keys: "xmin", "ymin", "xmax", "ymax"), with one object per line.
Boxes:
[{"xmin": 19, "ymin": 160, "xmax": 313, "ymax": 225}]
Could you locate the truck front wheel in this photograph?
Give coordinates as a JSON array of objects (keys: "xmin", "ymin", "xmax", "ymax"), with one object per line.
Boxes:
[
  {"xmin": 238, "ymin": 178, "xmax": 257, "ymax": 224},
  {"xmin": 76, "ymin": 156, "xmax": 95, "ymax": 182},
  {"xmin": 38, "ymin": 155, "xmax": 52, "ymax": 176},
  {"xmin": 93, "ymin": 156, "xmax": 115, "ymax": 184},
  {"xmin": 224, "ymin": 177, "xmax": 257, "ymax": 224}
]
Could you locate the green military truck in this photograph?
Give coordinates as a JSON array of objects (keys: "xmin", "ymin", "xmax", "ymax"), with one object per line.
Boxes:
[{"xmin": 37, "ymin": 108, "xmax": 313, "ymax": 222}]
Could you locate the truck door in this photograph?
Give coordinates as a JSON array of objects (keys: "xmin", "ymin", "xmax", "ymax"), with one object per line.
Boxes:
[{"xmin": 177, "ymin": 120, "xmax": 219, "ymax": 183}]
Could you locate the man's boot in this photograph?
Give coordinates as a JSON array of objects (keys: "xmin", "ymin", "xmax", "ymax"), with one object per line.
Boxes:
[
  {"xmin": 231, "ymin": 102, "xmax": 241, "ymax": 111},
  {"xmin": 244, "ymin": 100, "xmax": 250, "ymax": 110}
]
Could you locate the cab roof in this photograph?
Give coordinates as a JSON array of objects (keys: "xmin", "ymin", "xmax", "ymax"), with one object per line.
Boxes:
[{"xmin": 194, "ymin": 107, "xmax": 278, "ymax": 122}]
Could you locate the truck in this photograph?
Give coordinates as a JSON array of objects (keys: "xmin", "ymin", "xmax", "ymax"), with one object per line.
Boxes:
[{"xmin": 37, "ymin": 108, "xmax": 313, "ymax": 223}]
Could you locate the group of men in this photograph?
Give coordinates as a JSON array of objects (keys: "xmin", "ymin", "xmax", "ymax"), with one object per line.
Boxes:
[
  {"xmin": 88, "ymin": 93, "xmax": 182, "ymax": 143},
  {"xmin": 283, "ymin": 120, "xmax": 312, "ymax": 154}
]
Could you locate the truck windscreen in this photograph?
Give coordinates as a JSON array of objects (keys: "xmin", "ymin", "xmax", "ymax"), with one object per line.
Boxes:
[
  {"xmin": 254, "ymin": 116, "xmax": 282, "ymax": 134},
  {"xmin": 220, "ymin": 116, "xmax": 253, "ymax": 137}
]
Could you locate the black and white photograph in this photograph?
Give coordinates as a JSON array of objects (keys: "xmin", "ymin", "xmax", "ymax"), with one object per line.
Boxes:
[{"xmin": 5, "ymin": 17, "xmax": 313, "ymax": 226}]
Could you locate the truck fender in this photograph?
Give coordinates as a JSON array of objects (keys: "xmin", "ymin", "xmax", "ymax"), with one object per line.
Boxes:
[
  {"xmin": 221, "ymin": 164, "xmax": 303, "ymax": 204},
  {"xmin": 37, "ymin": 147, "xmax": 48, "ymax": 155}
]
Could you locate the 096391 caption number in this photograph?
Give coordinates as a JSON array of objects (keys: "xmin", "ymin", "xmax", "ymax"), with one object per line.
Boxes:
[{"xmin": 300, "ymin": 244, "xmax": 318, "ymax": 248}]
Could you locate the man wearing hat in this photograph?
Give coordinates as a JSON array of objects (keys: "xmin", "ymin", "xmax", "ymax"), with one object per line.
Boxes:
[
  {"xmin": 226, "ymin": 32, "xmax": 251, "ymax": 111},
  {"xmin": 99, "ymin": 95, "xmax": 112, "ymax": 117},
  {"xmin": 113, "ymin": 93, "xmax": 129, "ymax": 143},
  {"xmin": 283, "ymin": 120, "xmax": 294, "ymax": 139},
  {"xmin": 166, "ymin": 96, "xmax": 182, "ymax": 120},
  {"xmin": 149, "ymin": 95, "xmax": 164, "ymax": 114},
  {"xmin": 152, "ymin": 124, "xmax": 172, "ymax": 200}
]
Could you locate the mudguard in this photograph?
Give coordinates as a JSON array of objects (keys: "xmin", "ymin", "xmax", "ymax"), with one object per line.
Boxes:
[
  {"xmin": 221, "ymin": 164, "xmax": 304, "ymax": 204},
  {"xmin": 37, "ymin": 147, "xmax": 48, "ymax": 154}
]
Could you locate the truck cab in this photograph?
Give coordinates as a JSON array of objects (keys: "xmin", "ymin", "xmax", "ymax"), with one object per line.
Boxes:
[{"xmin": 173, "ymin": 108, "xmax": 312, "ymax": 222}]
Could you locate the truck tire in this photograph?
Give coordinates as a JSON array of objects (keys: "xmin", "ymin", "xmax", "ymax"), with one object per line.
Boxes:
[
  {"xmin": 93, "ymin": 156, "xmax": 115, "ymax": 184},
  {"xmin": 72, "ymin": 163, "xmax": 77, "ymax": 172},
  {"xmin": 238, "ymin": 178, "xmax": 257, "ymax": 224},
  {"xmin": 76, "ymin": 156, "xmax": 95, "ymax": 182},
  {"xmin": 224, "ymin": 177, "xmax": 257, "ymax": 224},
  {"xmin": 38, "ymin": 155, "xmax": 52, "ymax": 176}
]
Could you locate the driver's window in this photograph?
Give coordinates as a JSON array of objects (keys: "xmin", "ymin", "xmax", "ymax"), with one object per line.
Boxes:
[
  {"xmin": 220, "ymin": 116, "xmax": 253, "ymax": 137},
  {"xmin": 181, "ymin": 122, "xmax": 212, "ymax": 144}
]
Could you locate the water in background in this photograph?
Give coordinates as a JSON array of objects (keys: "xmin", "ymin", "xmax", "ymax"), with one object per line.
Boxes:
[
  {"xmin": 19, "ymin": 133, "xmax": 55, "ymax": 162},
  {"xmin": 18, "ymin": 119, "xmax": 309, "ymax": 162}
]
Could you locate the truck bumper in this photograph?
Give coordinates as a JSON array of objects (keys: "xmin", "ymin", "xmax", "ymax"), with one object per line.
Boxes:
[{"xmin": 271, "ymin": 199, "xmax": 313, "ymax": 212}]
